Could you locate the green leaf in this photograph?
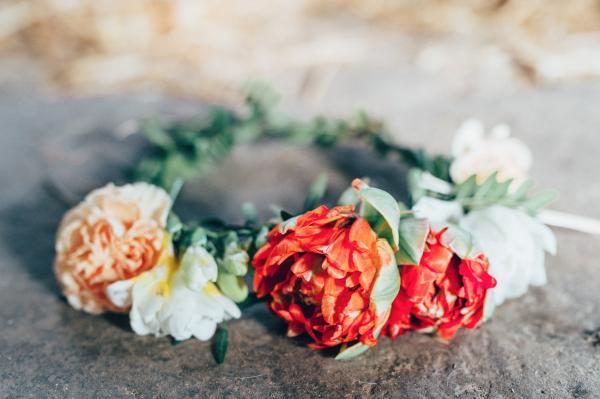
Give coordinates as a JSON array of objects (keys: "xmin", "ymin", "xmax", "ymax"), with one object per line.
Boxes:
[
  {"xmin": 254, "ymin": 226, "xmax": 269, "ymax": 249},
  {"xmin": 303, "ymin": 173, "xmax": 328, "ymax": 212},
  {"xmin": 454, "ymin": 174, "xmax": 477, "ymax": 200},
  {"xmin": 370, "ymin": 239, "xmax": 401, "ymax": 317},
  {"xmin": 407, "ymin": 168, "xmax": 426, "ymax": 204},
  {"xmin": 169, "ymin": 178, "xmax": 184, "ymax": 202},
  {"xmin": 520, "ymin": 190, "xmax": 558, "ymax": 215},
  {"xmin": 473, "ymin": 172, "xmax": 499, "ymax": 201},
  {"xmin": 242, "ymin": 202, "xmax": 259, "ymax": 226},
  {"xmin": 353, "ymin": 179, "xmax": 400, "ymax": 248},
  {"xmin": 441, "ymin": 224, "xmax": 480, "ymax": 259},
  {"xmin": 212, "ymin": 326, "xmax": 229, "ymax": 364},
  {"xmin": 166, "ymin": 213, "xmax": 183, "ymax": 236},
  {"xmin": 335, "ymin": 342, "xmax": 370, "ymax": 361},
  {"xmin": 216, "ymin": 272, "xmax": 249, "ymax": 303},
  {"xmin": 278, "ymin": 215, "xmax": 299, "ymax": 234},
  {"xmin": 143, "ymin": 120, "xmax": 175, "ymax": 150},
  {"xmin": 511, "ymin": 179, "xmax": 534, "ymax": 200},
  {"xmin": 487, "ymin": 178, "xmax": 512, "ymax": 201},
  {"xmin": 189, "ymin": 228, "xmax": 208, "ymax": 247},
  {"xmin": 337, "ymin": 185, "xmax": 359, "ymax": 206},
  {"xmin": 396, "ymin": 218, "xmax": 430, "ymax": 265}
]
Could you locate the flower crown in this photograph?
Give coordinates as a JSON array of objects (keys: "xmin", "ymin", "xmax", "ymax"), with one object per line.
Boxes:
[{"xmin": 54, "ymin": 86, "xmax": 596, "ymax": 363}]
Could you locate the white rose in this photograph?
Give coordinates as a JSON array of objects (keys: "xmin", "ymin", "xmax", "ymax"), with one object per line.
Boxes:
[
  {"xmin": 107, "ymin": 245, "xmax": 241, "ymax": 341},
  {"xmin": 450, "ymin": 119, "xmax": 533, "ymax": 188},
  {"xmin": 412, "ymin": 197, "xmax": 556, "ymax": 307},
  {"xmin": 460, "ymin": 206, "xmax": 556, "ymax": 306}
]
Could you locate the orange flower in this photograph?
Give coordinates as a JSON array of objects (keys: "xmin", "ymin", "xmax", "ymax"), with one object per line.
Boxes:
[
  {"xmin": 384, "ymin": 228, "xmax": 496, "ymax": 341},
  {"xmin": 54, "ymin": 183, "xmax": 171, "ymax": 314},
  {"xmin": 253, "ymin": 205, "xmax": 392, "ymax": 349}
]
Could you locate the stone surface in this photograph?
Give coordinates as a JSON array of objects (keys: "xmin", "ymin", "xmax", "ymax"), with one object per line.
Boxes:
[{"xmin": 1, "ymin": 80, "xmax": 600, "ymax": 398}]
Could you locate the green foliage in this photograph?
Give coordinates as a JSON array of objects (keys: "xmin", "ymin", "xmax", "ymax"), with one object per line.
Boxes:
[
  {"xmin": 354, "ymin": 180, "xmax": 401, "ymax": 249},
  {"xmin": 396, "ymin": 218, "xmax": 429, "ymax": 265},
  {"xmin": 454, "ymin": 174, "xmax": 558, "ymax": 215},
  {"xmin": 132, "ymin": 83, "xmax": 447, "ymax": 191},
  {"xmin": 371, "ymin": 135, "xmax": 452, "ymax": 181}
]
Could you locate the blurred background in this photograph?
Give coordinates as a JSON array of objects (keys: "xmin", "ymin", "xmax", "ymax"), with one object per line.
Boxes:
[
  {"xmin": 2, "ymin": 0, "xmax": 600, "ymax": 212},
  {"xmin": 3, "ymin": 0, "xmax": 600, "ymax": 103}
]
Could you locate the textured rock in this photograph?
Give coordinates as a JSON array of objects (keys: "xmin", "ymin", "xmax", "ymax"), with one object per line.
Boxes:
[{"xmin": 1, "ymin": 82, "xmax": 600, "ymax": 398}]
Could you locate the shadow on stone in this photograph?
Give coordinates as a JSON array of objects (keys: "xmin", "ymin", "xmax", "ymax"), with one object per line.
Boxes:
[{"xmin": 0, "ymin": 187, "xmax": 68, "ymax": 294}]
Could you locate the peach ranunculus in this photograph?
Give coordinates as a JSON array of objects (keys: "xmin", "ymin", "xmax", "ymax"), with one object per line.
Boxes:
[{"xmin": 54, "ymin": 182, "xmax": 172, "ymax": 314}]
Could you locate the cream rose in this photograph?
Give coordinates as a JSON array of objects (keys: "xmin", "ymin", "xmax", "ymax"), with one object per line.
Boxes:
[
  {"xmin": 54, "ymin": 182, "xmax": 171, "ymax": 314},
  {"xmin": 107, "ymin": 245, "xmax": 241, "ymax": 341},
  {"xmin": 450, "ymin": 119, "xmax": 533, "ymax": 187}
]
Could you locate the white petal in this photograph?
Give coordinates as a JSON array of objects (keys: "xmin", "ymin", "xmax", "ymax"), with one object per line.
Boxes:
[
  {"xmin": 191, "ymin": 319, "xmax": 218, "ymax": 341},
  {"xmin": 106, "ymin": 279, "xmax": 134, "ymax": 308},
  {"xmin": 126, "ymin": 261, "xmax": 239, "ymax": 341},
  {"xmin": 180, "ymin": 246, "xmax": 218, "ymax": 291},
  {"xmin": 452, "ymin": 118, "xmax": 485, "ymax": 157},
  {"xmin": 412, "ymin": 197, "xmax": 463, "ymax": 224}
]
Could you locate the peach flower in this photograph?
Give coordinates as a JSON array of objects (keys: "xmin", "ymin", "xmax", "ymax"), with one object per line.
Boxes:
[{"xmin": 54, "ymin": 182, "xmax": 171, "ymax": 314}]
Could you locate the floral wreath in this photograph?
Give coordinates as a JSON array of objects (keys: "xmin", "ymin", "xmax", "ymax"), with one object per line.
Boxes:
[{"xmin": 54, "ymin": 85, "xmax": 599, "ymax": 363}]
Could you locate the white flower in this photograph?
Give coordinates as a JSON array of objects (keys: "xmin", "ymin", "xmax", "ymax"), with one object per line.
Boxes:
[
  {"xmin": 107, "ymin": 245, "xmax": 241, "ymax": 341},
  {"xmin": 450, "ymin": 119, "xmax": 533, "ymax": 188},
  {"xmin": 412, "ymin": 197, "xmax": 556, "ymax": 307},
  {"xmin": 460, "ymin": 206, "xmax": 556, "ymax": 306},
  {"xmin": 412, "ymin": 196, "xmax": 463, "ymax": 224}
]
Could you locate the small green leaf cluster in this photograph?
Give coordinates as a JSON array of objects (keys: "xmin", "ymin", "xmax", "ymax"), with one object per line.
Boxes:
[
  {"xmin": 454, "ymin": 173, "xmax": 557, "ymax": 215},
  {"xmin": 408, "ymin": 169, "xmax": 557, "ymax": 216},
  {"xmin": 133, "ymin": 83, "xmax": 453, "ymax": 194},
  {"xmin": 166, "ymin": 211, "xmax": 265, "ymax": 305}
]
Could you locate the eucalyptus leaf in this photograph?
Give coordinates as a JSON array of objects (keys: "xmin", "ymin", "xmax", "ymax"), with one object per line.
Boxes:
[
  {"xmin": 337, "ymin": 185, "xmax": 360, "ymax": 206},
  {"xmin": 370, "ymin": 239, "xmax": 401, "ymax": 316},
  {"xmin": 455, "ymin": 174, "xmax": 477, "ymax": 200},
  {"xmin": 335, "ymin": 342, "xmax": 370, "ymax": 361},
  {"xmin": 353, "ymin": 179, "xmax": 400, "ymax": 248},
  {"xmin": 407, "ymin": 168, "xmax": 426, "ymax": 204},
  {"xmin": 166, "ymin": 212, "xmax": 183, "ymax": 235},
  {"xmin": 473, "ymin": 172, "xmax": 499, "ymax": 201},
  {"xmin": 278, "ymin": 215, "xmax": 299, "ymax": 234},
  {"xmin": 520, "ymin": 190, "xmax": 558, "ymax": 215},
  {"xmin": 511, "ymin": 179, "xmax": 534, "ymax": 200},
  {"xmin": 396, "ymin": 218, "xmax": 430, "ymax": 265},
  {"xmin": 254, "ymin": 226, "xmax": 269, "ymax": 249}
]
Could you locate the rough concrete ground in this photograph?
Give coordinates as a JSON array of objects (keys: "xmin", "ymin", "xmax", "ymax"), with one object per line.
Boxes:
[{"xmin": 1, "ymin": 77, "xmax": 600, "ymax": 398}]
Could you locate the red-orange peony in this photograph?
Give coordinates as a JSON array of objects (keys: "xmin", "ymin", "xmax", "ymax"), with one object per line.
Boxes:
[
  {"xmin": 253, "ymin": 205, "xmax": 396, "ymax": 349},
  {"xmin": 384, "ymin": 228, "xmax": 497, "ymax": 341}
]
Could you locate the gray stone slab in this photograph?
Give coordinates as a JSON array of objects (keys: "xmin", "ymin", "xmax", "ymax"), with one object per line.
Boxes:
[{"xmin": 1, "ymin": 83, "xmax": 599, "ymax": 398}]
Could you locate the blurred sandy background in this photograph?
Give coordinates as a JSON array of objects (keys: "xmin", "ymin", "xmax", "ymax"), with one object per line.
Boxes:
[{"xmin": 2, "ymin": 0, "xmax": 600, "ymax": 106}]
